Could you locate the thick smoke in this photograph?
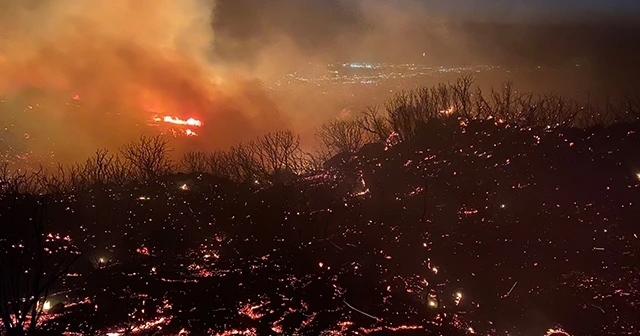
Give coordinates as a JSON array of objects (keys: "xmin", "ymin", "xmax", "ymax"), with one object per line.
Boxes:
[
  {"xmin": 0, "ymin": 0, "xmax": 288, "ymax": 162},
  {"xmin": 212, "ymin": 0, "xmax": 640, "ymax": 71},
  {"xmin": 1, "ymin": 0, "xmax": 639, "ymax": 163},
  {"xmin": 211, "ymin": 0, "xmax": 640, "ymax": 141}
]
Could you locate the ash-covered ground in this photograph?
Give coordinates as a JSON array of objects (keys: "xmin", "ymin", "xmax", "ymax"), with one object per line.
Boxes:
[{"xmin": 2, "ymin": 117, "xmax": 639, "ymax": 336}]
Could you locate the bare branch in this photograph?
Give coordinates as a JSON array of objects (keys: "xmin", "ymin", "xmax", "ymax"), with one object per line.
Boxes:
[{"xmin": 119, "ymin": 135, "xmax": 174, "ymax": 181}]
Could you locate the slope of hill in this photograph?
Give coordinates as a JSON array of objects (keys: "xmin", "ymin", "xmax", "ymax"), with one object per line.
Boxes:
[{"xmin": 2, "ymin": 118, "xmax": 639, "ymax": 335}]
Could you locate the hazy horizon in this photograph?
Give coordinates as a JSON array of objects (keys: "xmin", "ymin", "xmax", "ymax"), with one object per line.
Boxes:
[{"xmin": 1, "ymin": 0, "xmax": 639, "ymax": 163}]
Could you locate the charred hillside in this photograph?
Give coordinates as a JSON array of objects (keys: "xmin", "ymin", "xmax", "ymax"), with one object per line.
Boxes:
[{"xmin": 2, "ymin": 101, "xmax": 640, "ymax": 334}]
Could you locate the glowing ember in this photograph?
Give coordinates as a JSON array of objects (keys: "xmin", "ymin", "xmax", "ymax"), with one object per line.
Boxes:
[
  {"xmin": 454, "ymin": 292, "xmax": 463, "ymax": 305},
  {"xmin": 186, "ymin": 129, "xmax": 197, "ymax": 136},
  {"xmin": 43, "ymin": 301, "xmax": 51, "ymax": 312},
  {"xmin": 545, "ymin": 329, "xmax": 570, "ymax": 336},
  {"xmin": 130, "ymin": 317, "xmax": 168, "ymax": 333},
  {"xmin": 238, "ymin": 302, "xmax": 267, "ymax": 320},
  {"xmin": 214, "ymin": 328, "xmax": 257, "ymax": 336},
  {"xmin": 440, "ymin": 106, "xmax": 455, "ymax": 116},
  {"xmin": 106, "ymin": 316, "xmax": 172, "ymax": 335}
]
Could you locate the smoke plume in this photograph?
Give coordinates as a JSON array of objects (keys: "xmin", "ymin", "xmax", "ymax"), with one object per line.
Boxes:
[
  {"xmin": 1, "ymin": 0, "xmax": 639, "ymax": 163},
  {"xmin": 0, "ymin": 0, "xmax": 287, "ymax": 162}
]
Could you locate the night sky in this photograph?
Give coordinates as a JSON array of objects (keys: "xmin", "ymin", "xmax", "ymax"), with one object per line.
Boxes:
[
  {"xmin": 212, "ymin": 0, "xmax": 640, "ymax": 67},
  {"xmin": 413, "ymin": 0, "xmax": 640, "ymax": 21}
]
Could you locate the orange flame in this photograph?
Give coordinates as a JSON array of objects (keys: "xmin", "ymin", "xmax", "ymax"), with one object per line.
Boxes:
[
  {"xmin": 152, "ymin": 115, "xmax": 203, "ymax": 137},
  {"xmin": 155, "ymin": 116, "xmax": 203, "ymax": 127}
]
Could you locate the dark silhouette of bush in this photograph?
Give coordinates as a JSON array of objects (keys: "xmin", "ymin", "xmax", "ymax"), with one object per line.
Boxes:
[
  {"xmin": 356, "ymin": 77, "xmax": 639, "ymax": 146},
  {"xmin": 119, "ymin": 134, "xmax": 174, "ymax": 181},
  {"xmin": 0, "ymin": 199, "xmax": 79, "ymax": 336},
  {"xmin": 3, "ymin": 78, "xmax": 639, "ymax": 196},
  {"xmin": 316, "ymin": 119, "xmax": 367, "ymax": 158}
]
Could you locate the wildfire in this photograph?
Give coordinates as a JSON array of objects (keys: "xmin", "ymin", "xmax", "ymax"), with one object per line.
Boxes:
[
  {"xmin": 238, "ymin": 302, "xmax": 267, "ymax": 320},
  {"xmin": 545, "ymin": 329, "xmax": 570, "ymax": 336},
  {"xmin": 153, "ymin": 116, "xmax": 203, "ymax": 137},
  {"xmin": 156, "ymin": 116, "xmax": 202, "ymax": 127},
  {"xmin": 440, "ymin": 106, "xmax": 455, "ymax": 116}
]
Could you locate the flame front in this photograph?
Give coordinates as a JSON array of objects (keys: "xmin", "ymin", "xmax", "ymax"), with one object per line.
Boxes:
[
  {"xmin": 153, "ymin": 116, "xmax": 203, "ymax": 137},
  {"xmin": 157, "ymin": 116, "xmax": 203, "ymax": 127}
]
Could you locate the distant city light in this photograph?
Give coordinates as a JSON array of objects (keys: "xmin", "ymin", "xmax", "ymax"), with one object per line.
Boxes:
[{"xmin": 345, "ymin": 63, "xmax": 377, "ymax": 69}]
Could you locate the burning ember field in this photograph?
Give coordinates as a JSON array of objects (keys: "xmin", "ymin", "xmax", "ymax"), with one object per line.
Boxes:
[{"xmin": 2, "ymin": 118, "xmax": 640, "ymax": 336}]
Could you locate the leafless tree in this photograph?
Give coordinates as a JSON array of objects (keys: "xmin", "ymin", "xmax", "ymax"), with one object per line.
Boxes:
[
  {"xmin": 575, "ymin": 96, "xmax": 615, "ymax": 128},
  {"xmin": 119, "ymin": 135, "xmax": 174, "ymax": 181},
  {"xmin": 385, "ymin": 90, "xmax": 420, "ymax": 141},
  {"xmin": 38, "ymin": 164, "xmax": 70, "ymax": 195},
  {"xmin": 537, "ymin": 94, "xmax": 580, "ymax": 127},
  {"xmin": 450, "ymin": 76, "xmax": 475, "ymax": 118},
  {"xmin": 622, "ymin": 95, "xmax": 640, "ymax": 122},
  {"xmin": 227, "ymin": 144, "xmax": 259, "ymax": 183},
  {"xmin": 0, "ymin": 200, "xmax": 80, "ymax": 335},
  {"xmin": 204, "ymin": 150, "xmax": 234, "ymax": 180},
  {"xmin": 106, "ymin": 155, "xmax": 135, "ymax": 186},
  {"xmin": 181, "ymin": 151, "xmax": 208, "ymax": 173},
  {"xmin": 316, "ymin": 119, "xmax": 366, "ymax": 156},
  {"xmin": 0, "ymin": 164, "xmax": 41, "ymax": 196},
  {"xmin": 489, "ymin": 82, "xmax": 518, "ymax": 122},
  {"xmin": 378, "ymin": 83, "xmax": 462, "ymax": 140},
  {"xmin": 83, "ymin": 149, "xmax": 116, "ymax": 186},
  {"xmin": 37, "ymin": 163, "xmax": 89, "ymax": 194},
  {"xmin": 297, "ymin": 150, "xmax": 325, "ymax": 175},
  {"xmin": 249, "ymin": 130, "xmax": 303, "ymax": 183},
  {"xmin": 472, "ymin": 87, "xmax": 493, "ymax": 120},
  {"xmin": 358, "ymin": 106, "xmax": 392, "ymax": 143}
]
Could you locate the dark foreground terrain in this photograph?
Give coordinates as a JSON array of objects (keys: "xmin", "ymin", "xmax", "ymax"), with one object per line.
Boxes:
[{"xmin": 2, "ymin": 118, "xmax": 640, "ymax": 336}]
